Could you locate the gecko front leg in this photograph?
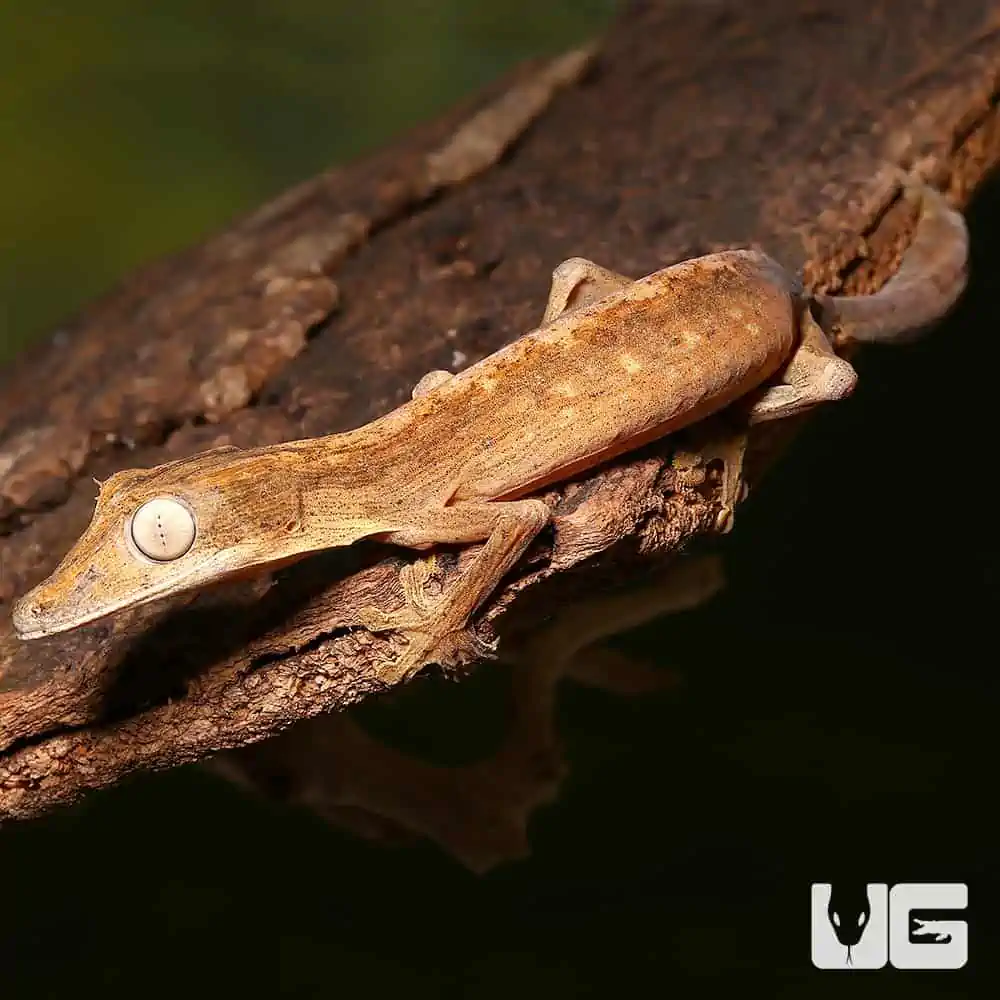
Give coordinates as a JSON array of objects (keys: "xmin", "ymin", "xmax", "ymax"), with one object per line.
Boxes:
[{"xmin": 368, "ymin": 499, "xmax": 551, "ymax": 684}]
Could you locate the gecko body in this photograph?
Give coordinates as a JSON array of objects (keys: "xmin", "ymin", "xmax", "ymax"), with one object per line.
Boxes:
[{"xmin": 11, "ymin": 182, "xmax": 969, "ymax": 683}]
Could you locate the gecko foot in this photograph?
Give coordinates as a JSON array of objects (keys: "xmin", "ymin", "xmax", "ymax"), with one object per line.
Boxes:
[
  {"xmin": 700, "ymin": 430, "xmax": 749, "ymax": 533},
  {"xmin": 672, "ymin": 426, "xmax": 749, "ymax": 533},
  {"xmin": 399, "ymin": 554, "xmax": 440, "ymax": 615},
  {"xmin": 355, "ymin": 556, "xmax": 447, "ymax": 634},
  {"xmin": 379, "ymin": 622, "xmax": 498, "ymax": 686},
  {"xmin": 364, "ymin": 553, "xmax": 498, "ymax": 684}
]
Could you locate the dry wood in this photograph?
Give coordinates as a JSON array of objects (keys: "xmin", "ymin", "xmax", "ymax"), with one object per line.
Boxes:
[{"xmin": 2, "ymin": 0, "xmax": 999, "ymax": 828}]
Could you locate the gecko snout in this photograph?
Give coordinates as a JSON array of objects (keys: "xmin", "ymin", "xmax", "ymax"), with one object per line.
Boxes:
[
  {"xmin": 11, "ymin": 592, "xmax": 49, "ymax": 639},
  {"xmin": 11, "ymin": 561, "xmax": 110, "ymax": 639}
]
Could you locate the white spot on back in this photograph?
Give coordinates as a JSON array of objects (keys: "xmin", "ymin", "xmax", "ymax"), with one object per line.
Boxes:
[{"xmin": 131, "ymin": 496, "xmax": 196, "ymax": 561}]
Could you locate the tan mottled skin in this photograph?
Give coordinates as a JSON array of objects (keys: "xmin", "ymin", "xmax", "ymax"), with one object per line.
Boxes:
[
  {"xmin": 393, "ymin": 250, "xmax": 798, "ymax": 502},
  {"xmin": 11, "ymin": 182, "xmax": 968, "ymax": 683}
]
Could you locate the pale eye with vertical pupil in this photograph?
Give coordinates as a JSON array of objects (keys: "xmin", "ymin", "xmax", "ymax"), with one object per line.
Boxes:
[{"xmin": 130, "ymin": 497, "xmax": 196, "ymax": 561}]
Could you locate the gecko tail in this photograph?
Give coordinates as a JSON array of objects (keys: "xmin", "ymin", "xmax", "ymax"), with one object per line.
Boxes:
[{"xmin": 814, "ymin": 182, "xmax": 969, "ymax": 345}]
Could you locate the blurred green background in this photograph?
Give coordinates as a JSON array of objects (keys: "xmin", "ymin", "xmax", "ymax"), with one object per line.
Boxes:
[
  {"xmin": 0, "ymin": 0, "xmax": 612, "ymax": 358},
  {"xmin": 1, "ymin": 2, "xmax": 997, "ymax": 996}
]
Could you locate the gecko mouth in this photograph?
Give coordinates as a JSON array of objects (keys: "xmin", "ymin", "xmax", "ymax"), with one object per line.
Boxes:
[
  {"xmin": 11, "ymin": 578, "xmax": 174, "ymax": 641},
  {"xmin": 11, "ymin": 593, "xmax": 98, "ymax": 640},
  {"xmin": 10, "ymin": 548, "xmax": 261, "ymax": 641},
  {"xmin": 11, "ymin": 621, "xmax": 48, "ymax": 641}
]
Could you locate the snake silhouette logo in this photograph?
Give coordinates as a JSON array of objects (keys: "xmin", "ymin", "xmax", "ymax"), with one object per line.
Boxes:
[{"xmin": 810, "ymin": 883, "xmax": 968, "ymax": 970}]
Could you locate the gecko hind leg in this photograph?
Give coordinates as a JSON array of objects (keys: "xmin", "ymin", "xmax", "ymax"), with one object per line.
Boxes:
[
  {"xmin": 748, "ymin": 307, "xmax": 858, "ymax": 424},
  {"xmin": 369, "ymin": 499, "xmax": 552, "ymax": 685}
]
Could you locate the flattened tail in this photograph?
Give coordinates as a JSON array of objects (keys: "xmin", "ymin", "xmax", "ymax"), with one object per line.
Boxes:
[{"xmin": 813, "ymin": 183, "xmax": 969, "ymax": 345}]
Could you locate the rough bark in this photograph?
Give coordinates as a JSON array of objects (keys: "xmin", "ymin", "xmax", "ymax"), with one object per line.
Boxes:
[{"xmin": 1, "ymin": 0, "xmax": 999, "ymax": 825}]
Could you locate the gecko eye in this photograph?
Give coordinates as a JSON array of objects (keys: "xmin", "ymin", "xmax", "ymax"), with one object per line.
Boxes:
[{"xmin": 130, "ymin": 496, "xmax": 196, "ymax": 561}]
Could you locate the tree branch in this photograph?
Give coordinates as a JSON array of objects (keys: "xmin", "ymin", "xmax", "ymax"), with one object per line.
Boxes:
[{"xmin": 2, "ymin": 0, "xmax": 999, "ymax": 826}]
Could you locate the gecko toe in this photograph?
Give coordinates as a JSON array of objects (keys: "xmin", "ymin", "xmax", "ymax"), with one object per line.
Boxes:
[
  {"xmin": 820, "ymin": 357, "xmax": 858, "ymax": 401},
  {"xmin": 378, "ymin": 625, "xmax": 497, "ymax": 685}
]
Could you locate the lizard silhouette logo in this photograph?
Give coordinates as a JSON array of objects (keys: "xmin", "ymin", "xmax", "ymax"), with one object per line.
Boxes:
[
  {"xmin": 811, "ymin": 882, "xmax": 968, "ymax": 970},
  {"xmin": 912, "ymin": 918, "xmax": 952, "ymax": 943}
]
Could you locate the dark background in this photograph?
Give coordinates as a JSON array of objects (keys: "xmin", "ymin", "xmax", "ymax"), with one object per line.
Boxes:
[{"xmin": 1, "ymin": 2, "xmax": 995, "ymax": 995}]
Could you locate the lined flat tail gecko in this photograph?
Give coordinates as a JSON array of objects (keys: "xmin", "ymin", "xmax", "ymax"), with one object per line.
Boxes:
[{"xmin": 11, "ymin": 182, "xmax": 969, "ymax": 684}]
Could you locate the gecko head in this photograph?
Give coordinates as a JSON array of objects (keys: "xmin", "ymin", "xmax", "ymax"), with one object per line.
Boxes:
[{"xmin": 11, "ymin": 446, "xmax": 313, "ymax": 640}]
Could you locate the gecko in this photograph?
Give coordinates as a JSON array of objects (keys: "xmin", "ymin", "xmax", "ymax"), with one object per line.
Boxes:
[{"xmin": 10, "ymin": 180, "xmax": 969, "ymax": 685}]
